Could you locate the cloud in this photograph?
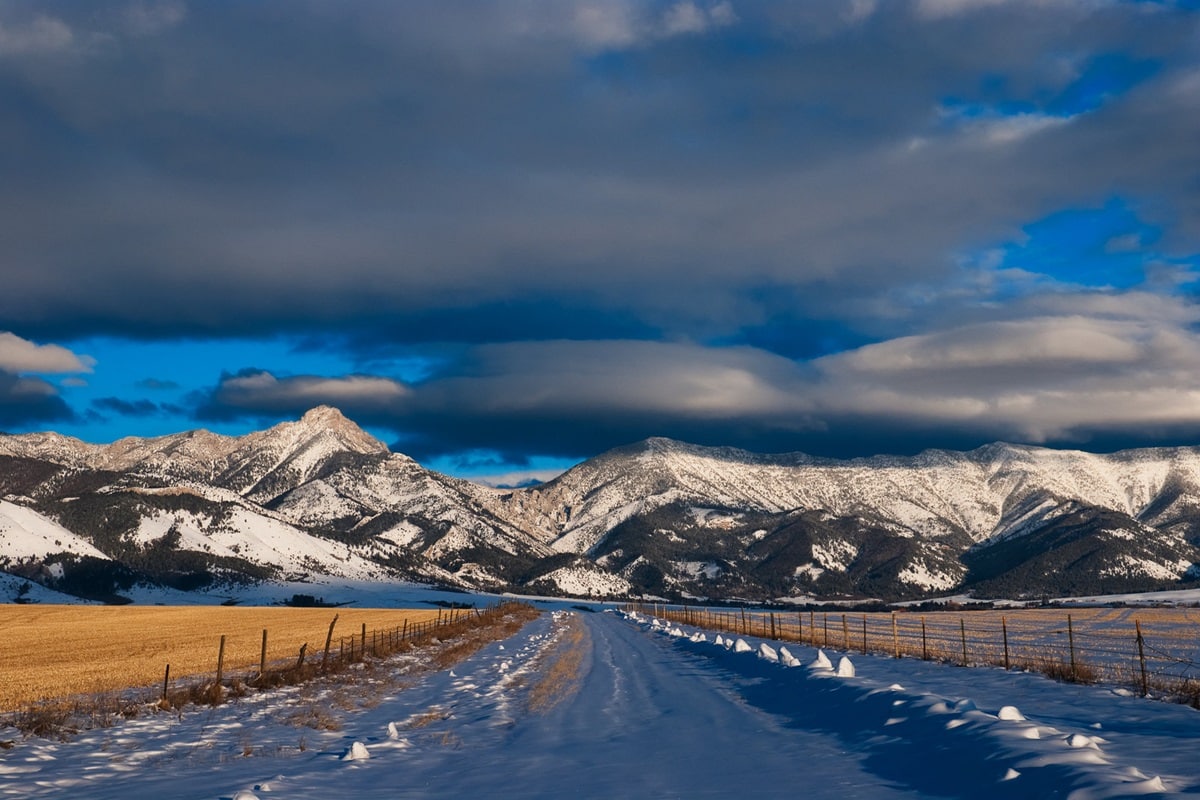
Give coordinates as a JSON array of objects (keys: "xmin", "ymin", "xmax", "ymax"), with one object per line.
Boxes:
[
  {"xmin": 2, "ymin": 1, "xmax": 1198, "ymax": 467},
  {"xmin": 0, "ymin": 0, "xmax": 1193, "ymax": 348},
  {"xmin": 0, "ymin": 371, "xmax": 74, "ymax": 428},
  {"xmin": 913, "ymin": 0, "xmax": 1092, "ymax": 20},
  {"xmin": 0, "ymin": 14, "xmax": 73, "ymax": 56},
  {"xmin": 122, "ymin": 1, "xmax": 187, "ymax": 37},
  {"xmin": 661, "ymin": 2, "xmax": 736, "ymax": 36},
  {"xmin": 191, "ymin": 296, "xmax": 1200, "ymax": 461},
  {"xmin": 812, "ymin": 312, "xmax": 1200, "ymax": 443},
  {"xmin": 196, "ymin": 370, "xmax": 410, "ymax": 421},
  {"xmin": 0, "ymin": 332, "xmax": 93, "ymax": 374},
  {"xmin": 91, "ymin": 396, "xmax": 164, "ymax": 418},
  {"xmin": 136, "ymin": 377, "xmax": 181, "ymax": 391}
]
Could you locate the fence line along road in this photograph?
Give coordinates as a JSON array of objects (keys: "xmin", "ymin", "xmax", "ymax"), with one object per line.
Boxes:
[{"xmin": 629, "ymin": 603, "xmax": 1200, "ymax": 707}]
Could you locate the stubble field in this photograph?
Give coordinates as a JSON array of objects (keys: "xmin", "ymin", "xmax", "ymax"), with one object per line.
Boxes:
[{"xmin": 0, "ymin": 605, "xmax": 446, "ymax": 710}]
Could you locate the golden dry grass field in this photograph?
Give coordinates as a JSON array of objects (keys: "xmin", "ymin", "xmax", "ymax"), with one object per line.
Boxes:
[{"xmin": 0, "ymin": 605, "xmax": 446, "ymax": 710}]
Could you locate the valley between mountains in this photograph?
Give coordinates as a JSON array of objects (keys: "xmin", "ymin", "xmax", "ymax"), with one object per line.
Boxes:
[{"xmin": 3, "ymin": 406, "xmax": 1200, "ymax": 604}]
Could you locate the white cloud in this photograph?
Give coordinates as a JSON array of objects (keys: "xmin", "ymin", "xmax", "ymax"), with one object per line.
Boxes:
[
  {"xmin": 0, "ymin": 15, "xmax": 73, "ymax": 56},
  {"xmin": 915, "ymin": 0, "xmax": 1099, "ymax": 20},
  {"xmin": 216, "ymin": 372, "xmax": 410, "ymax": 412},
  {"xmin": 835, "ymin": 317, "xmax": 1145, "ymax": 373},
  {"xmin": 844, "ymin": 0, "xmax": 877, "ymax": 23},
  {"xmin": 567, "ymin": 0, "xmax": 736, "ymax": 50},
  {"xmin": 0, "ymin": 333, "xmax": 93, "ymax": 374},
  {"xmin": 570, "ymin": 2, "xmax": 642, "ymax": 49},
  {"xmin": 662, "ymin": 2, "xmax": 712, "ymax": 35},
  {"xmin": 811, "ymin": 311, "xmax": 1200, "ymax": 442},
  {"xmin": 123, "ymin": 1, "xmax": 187, "ymax": 37}
]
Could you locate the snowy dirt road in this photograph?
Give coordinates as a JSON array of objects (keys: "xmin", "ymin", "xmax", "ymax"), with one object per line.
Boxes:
[{"xmin": 3, "ymin": 608, "xmax": 1200, "ymax": 799}]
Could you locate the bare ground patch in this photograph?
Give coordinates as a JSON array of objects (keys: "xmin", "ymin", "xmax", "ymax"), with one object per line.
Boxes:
[{"xmin": 525, "ymin": 612, "xmax": 591, "ymax": 714}]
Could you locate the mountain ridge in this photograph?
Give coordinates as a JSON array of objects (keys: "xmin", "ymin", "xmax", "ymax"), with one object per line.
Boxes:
[{"xmin": 2, "ymin": 407, "xmax": 1200, "ymax": 603}]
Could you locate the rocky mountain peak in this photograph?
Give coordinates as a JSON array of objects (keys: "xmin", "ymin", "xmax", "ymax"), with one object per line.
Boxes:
[{"xmin": 279, "ymin": 405, "xmax": 389, "ymax": 456}]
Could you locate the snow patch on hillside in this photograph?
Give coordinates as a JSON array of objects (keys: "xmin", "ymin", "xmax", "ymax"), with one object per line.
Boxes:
[
  {"xmin": 537, "ymin": 564, "xmax": 632, "ymax": 597},
  {"xmin": 0, "ymin": 500, "xmax": 110, "ymax": 562},
  {"xmin": 896, "ymin": 559, "xmax": 958, "ymax": 591},
  {"xmin": 794, "ymin": 563, "xmax": 826, "ymax": 580},
  {"xmin": 688, "ymin": 507, "xmax": 745, "ymax": 528},
  {"xmin": 677, "ymin": 561, "xmax": 722, "ymax": 579},
  {"xmin": 1099, "ymin": 555, "xmax": 1192, "ymax": 581},
  {"xmin": 812, "ymin": 540, "xmax": 857, "ymax": 572}
]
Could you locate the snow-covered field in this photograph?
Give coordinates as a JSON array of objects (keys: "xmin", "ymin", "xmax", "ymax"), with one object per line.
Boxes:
[{"xmin": 3, "ymin": 608, "xmax": 1199, "ymax": 798}]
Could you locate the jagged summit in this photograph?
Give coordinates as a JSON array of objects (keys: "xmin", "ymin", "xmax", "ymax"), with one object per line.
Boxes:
[{"xmin": 259, "ymin": 405, "xmax": 389, "ymax": 457}]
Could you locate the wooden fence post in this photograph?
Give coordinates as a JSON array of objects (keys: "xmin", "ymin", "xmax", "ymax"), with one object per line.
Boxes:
[
  {"xmin": 892, "ymin": 613, "xmax": 899, "ymax": 659},
  {"xmin": 361, "ymin": 622, "xmax": 367, "ymax": 659},
  {"xmin": 321, "ymin": 614, "xmax": 339, "ymax": 674},
  {"xmin": 921, "ymin": 616, "xmax": 928, "ymax": 661},
  {"xmin": 1067, "ymin": 615, "xmax": 1077, "ymax": 682},
  {"xmin": 162, "ymin": 664, "xmax": 170, "ymax": 703},
  {"xmin": 216, "ymin": 635, "xmax": 226, "ymax": 684},
  {"xmin": 823, "ymin": 613, "xmax": 829, "ymax": 647},
  {"xmin": 1002, "ymin": 616, "xmax": 1010, "ymax": 670},
  {"xmin": 842, "ymin": 614, "xmax": 849, "ymax": 651},
  {"xmin": 959, "ymin": 619, "xmax": 968, "ymax": 667},
  {"xmin": 1135, "ymin": 620, "xmax": 1148, "ymax": 697},
  {"xmin": 861, "ymin": 615, "xmax": 868, "ymax": 654}
]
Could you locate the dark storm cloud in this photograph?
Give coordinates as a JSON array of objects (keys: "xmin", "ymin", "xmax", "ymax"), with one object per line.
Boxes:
[
  {"xmin": 135, "ymin": 378, "xmax": 180, "ymax": 391},
  {"xmin": 91, "ymin": 396, "xmax": 164, "ymax": 418},
  {"xmin": 0, "ymin": 370, "xmax": 74, "ymax": 428},
  {"xmin": 0, "ymin": 331, "xmax": 89, "ymax": 427},
  {"xmin": 0, "ymin": 1, "xmax": 1196, "ymax": 346},
  {"xmin": 5, "ymin": 1, "xmax": 1200, "ymax": 466}
]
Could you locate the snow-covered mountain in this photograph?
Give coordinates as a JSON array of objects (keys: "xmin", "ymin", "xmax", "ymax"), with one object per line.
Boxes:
[
  {"xmin": 2, "ymin": 408, "xmax": 1199, "ymax": 603},
  {"xmin": 483, "ymin": 437, "xmax": 1200, "ymax": 599}
]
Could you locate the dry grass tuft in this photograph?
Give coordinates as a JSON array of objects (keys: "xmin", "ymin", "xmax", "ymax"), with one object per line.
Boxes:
[
  {"xmin": 1023, "ymin": 656, "xmax": 1100, "ymax": 685},
  {"xmin": 406, "ymin": 707, "xmax": 451, "ymax": 729}
]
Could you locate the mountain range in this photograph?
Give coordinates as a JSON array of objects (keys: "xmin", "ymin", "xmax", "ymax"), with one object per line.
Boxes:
[{"xmin": 2, "ymin": 406, "xmax": 1199, "ymax": 604}]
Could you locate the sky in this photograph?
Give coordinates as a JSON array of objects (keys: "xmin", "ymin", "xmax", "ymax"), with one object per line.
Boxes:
[{"xmin": 1, "ymin": 0, "xmax": 1199, "ymax": 484}]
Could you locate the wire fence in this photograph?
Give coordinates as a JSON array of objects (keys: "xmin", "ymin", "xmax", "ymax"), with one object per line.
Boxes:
[
  {"xmin": 4, "ymin": 601, "xmax": 529, "ymax": 739},
  {"xmin": 628, "ymin": 603, "xmax": 1200, "ymax": 707}
]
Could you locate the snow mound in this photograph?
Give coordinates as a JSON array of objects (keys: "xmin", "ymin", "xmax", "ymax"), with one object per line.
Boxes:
[
  {"xmin": 778, "ymin": 646, "xmax": 801, "ymax": 667},
  {"xmin": 1065, "ymin": 733, "xmax": 1102, "ymax": 750},
  {"xmin": 733, "ymin": 638, "xmax": 752, "ymax": 653},
  {"xmin": 341, "ymin": 741, "xmax": 371, "ymax": 761},
  {"xmin": 232, "ymin": 791, "xmax": 260, "ymax": 800},
  {"xmin": 757, "ymin": 643, "xmax": 779, "ymax": 663},
  {"xmin": 809, "ymin": 649, "xmax": 833, "ymax": 670},
  {"xmin": 998, "ymin": 705, "xmax": 1025, "ymax": 721},
  {"xmin": 689, "ymin": 632, "xmax": 707, "ymax": 643},
  {"xmin": 714, "ymin": 635, "xmax": 725, "ymax": 646},
  {"xmin": 836, "ymin": 656, "xmax": 855, "ymax": 678}
]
